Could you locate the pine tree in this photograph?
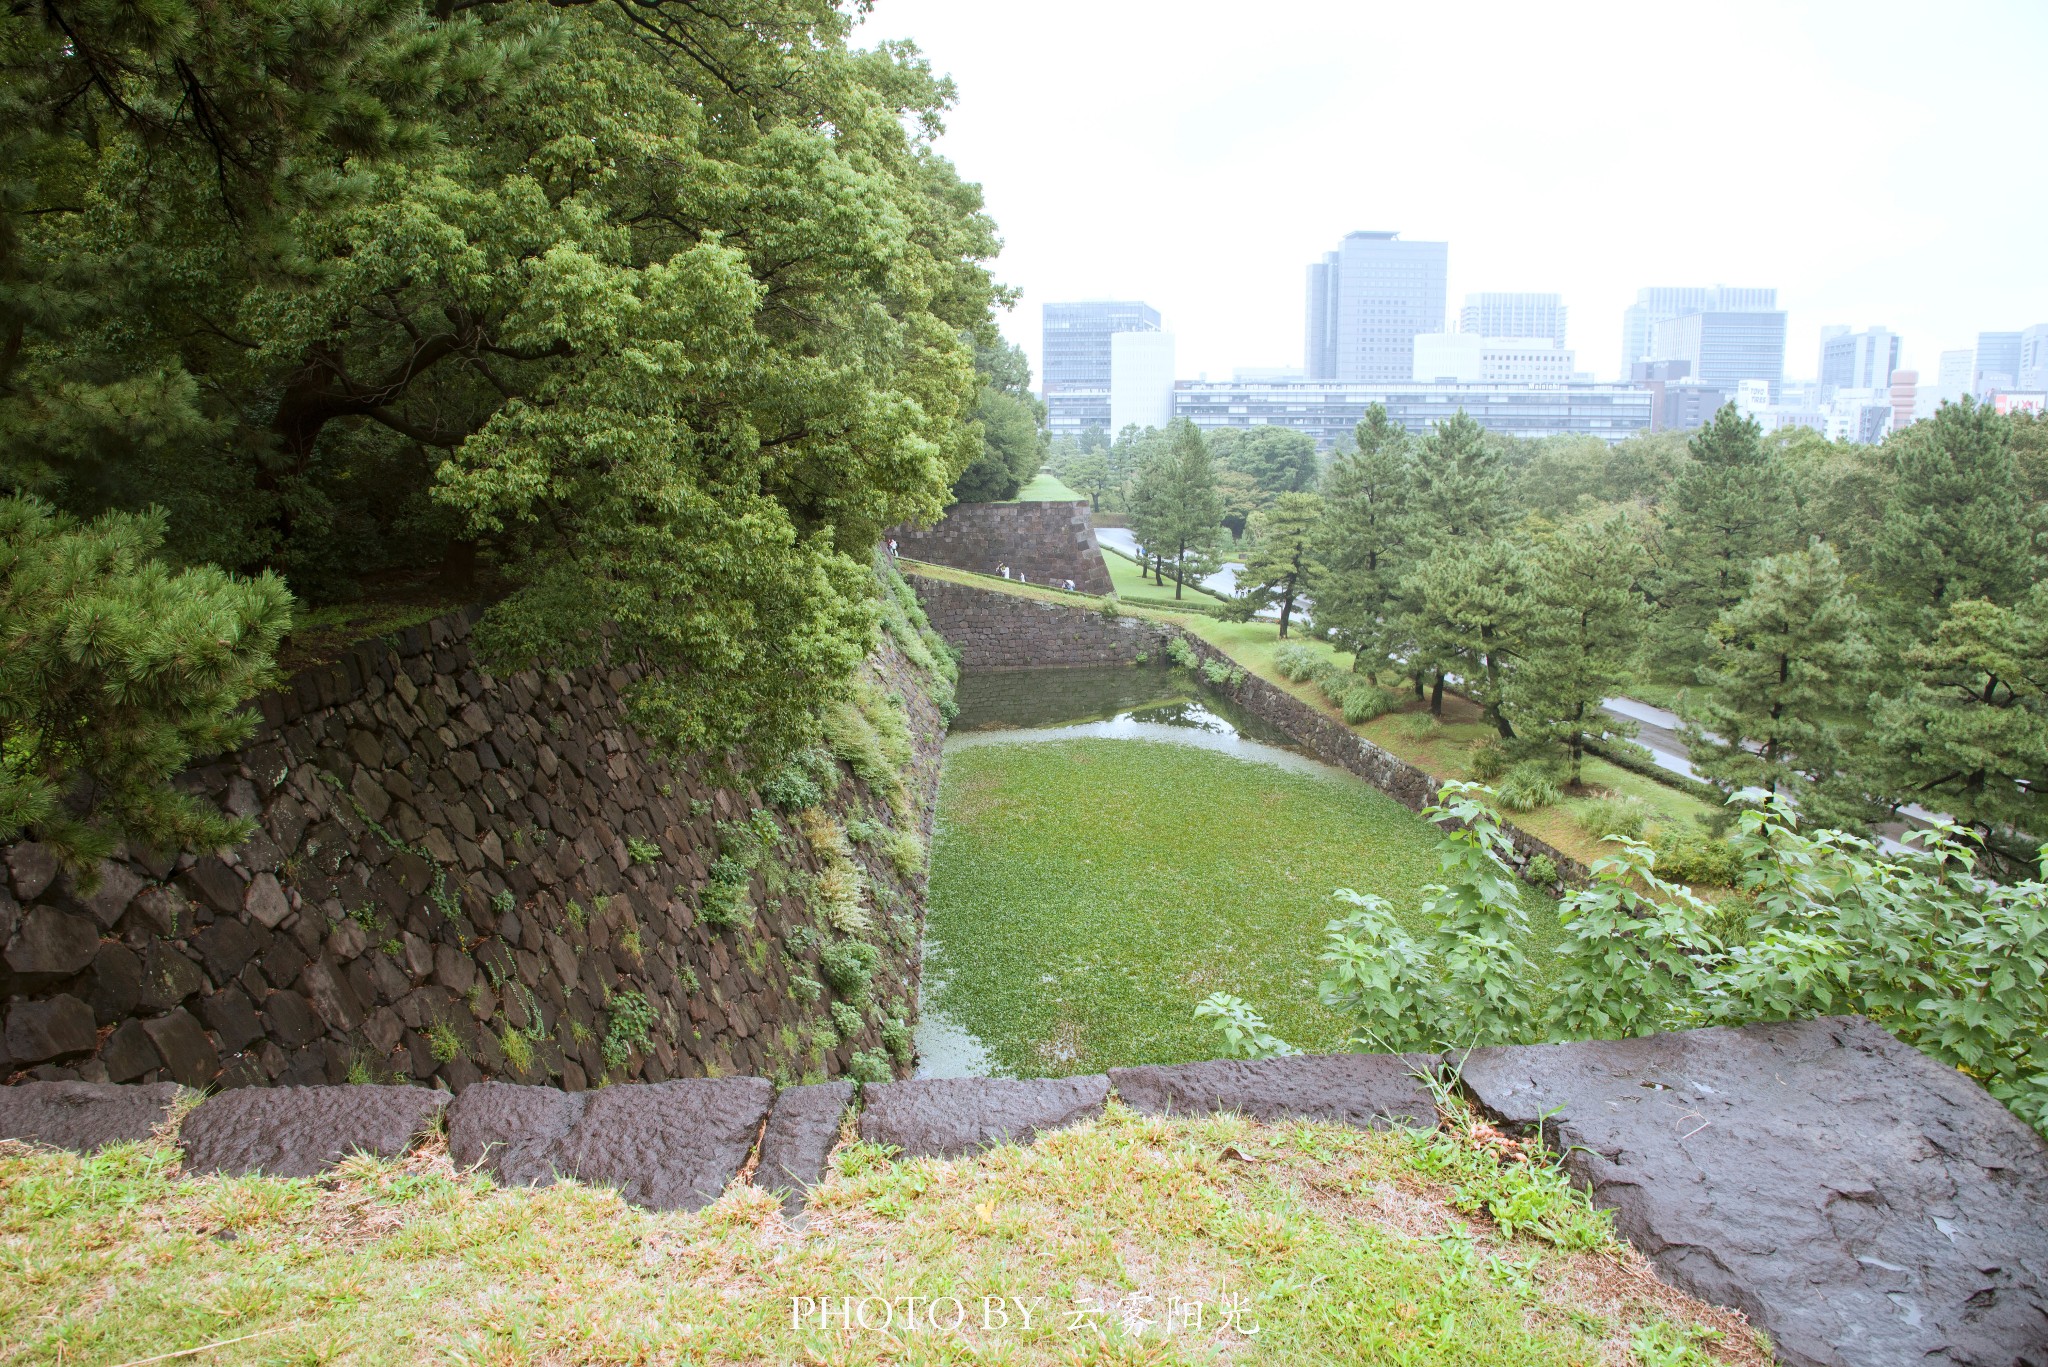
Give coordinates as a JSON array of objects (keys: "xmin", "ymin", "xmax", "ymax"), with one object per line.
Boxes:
[
  {"xmin": 1406, "ymin": 540, "xmax": 1528, "ymax": 728},
  {"xmin": 0, "ymin": 497, "xmax": 292, "ymax": 873},
  {"xmin": 1313, "ymin": 406, "xmax": 1412, "ymax": 678},
  {"xmin": 1652, "ymin": 405, "xmax": 1787, "ymax": 673},
  {"xmin": 1240, "ymin": 492, "xmax": 1323, "ymax": 637},
  {"xmin": 1127, "ymin": 420, "xmax": 1222, "ymax": 599},
  {"xmin": 1684, "ymin": 540, "xmax": 1874, "ymax": 812},
  {"xmin": 1408, "ymin": 411, "xmax": 1509, "ymax": 541},
  {"xmin": 1868, "ymin": 588, "xmax": 2048, "ymax": 866},
  {"xmin": 1401, "ymin": 411, "xmax": 1512, "ymax": 709},
  {"xmin": 1506, "ymin": 516, "xmax": 1646, "ymax": 784},
  {"xmin": 1872, "ymin": 397, "xmax": 2036, "ymax": 628}
]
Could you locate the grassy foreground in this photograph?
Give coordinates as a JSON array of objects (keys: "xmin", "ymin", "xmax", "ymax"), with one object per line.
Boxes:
[
  {"xmin": 0, "ymin": 1105, "xmax": 1766, "ymax": 1366},
  {"xmin": 927, "ymin": 739, "xmax": 1563, "ymax": 1075}
]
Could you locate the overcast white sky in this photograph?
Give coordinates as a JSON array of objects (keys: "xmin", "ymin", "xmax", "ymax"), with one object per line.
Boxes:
[{"xmin": 857, "ymin": 0, "xmax": 2047, "ymax": 386}]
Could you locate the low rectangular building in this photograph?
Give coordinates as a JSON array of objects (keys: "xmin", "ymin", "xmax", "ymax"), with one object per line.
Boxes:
[{"xmin": 1172, "ymin": 380, "xmax": 1652, "ymax": 449}]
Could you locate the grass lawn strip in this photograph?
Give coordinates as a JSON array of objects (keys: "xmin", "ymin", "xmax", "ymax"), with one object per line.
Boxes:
[
  {"xmin": 927, "ymin": 738, "xmax": 1564, "ymax": 1077},
  {"xmin": 1010, "ymin": 471, "xmax": 1085, "ymax": 502},
  {"xmin": 0, "ymin": 1106, "xmax": 1766, "ymax": 1366}
]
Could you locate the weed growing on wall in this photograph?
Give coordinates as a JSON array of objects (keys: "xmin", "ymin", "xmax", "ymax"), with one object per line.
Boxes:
[{"xmin": 602, "ymin": 991, "xmax": 658, "ymax": 1071}]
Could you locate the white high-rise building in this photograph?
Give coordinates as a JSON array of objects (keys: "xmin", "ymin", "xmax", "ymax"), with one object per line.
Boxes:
[
  {"xmin": 2020, "ymin": 324, "xmax": 2048, "ymax": 391},
  {"xmin": 1412, "ymin": 334, "xmax": 1575, "ymax": 384},
  {"xmin": 1918, "ymin": 348, "xmax": 1977, "ymax": 419},
  {"xmin": 1819, "ymin": 327, "xmax": 1900, "ymax": 398},
  {"xmin": 1109, "ymin": 331, "xmax": 1176, "ymax": 434},
  {"xmin": 1459, "ymin": 293, "xmax": 1567, "ymax": 347},
  {"xmin": 1304, "ymin": 231, "xmax": 1449, "ymax": 381}
]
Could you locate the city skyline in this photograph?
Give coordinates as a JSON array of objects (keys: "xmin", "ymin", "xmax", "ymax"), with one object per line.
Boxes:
[{"xmin": 862, "ymin": 0, "xmax": 2048, "ymax": 392}]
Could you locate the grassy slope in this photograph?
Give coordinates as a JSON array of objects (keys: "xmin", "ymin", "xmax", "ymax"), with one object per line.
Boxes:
[
  {"xmin": 0, "ymin": 1110, "xmax": 1766, "ymax": 1366},
  {"xmin": 1011, "ymin": 471, "xmax": 1084, "ymax": 502},
  {"xmin": 1101, "ymin": 544, "xmax": 1228, "ymax": 609},
  {"xmin": 928, "ymin": 739, "xmax": 1564, "ymax": 1077}
]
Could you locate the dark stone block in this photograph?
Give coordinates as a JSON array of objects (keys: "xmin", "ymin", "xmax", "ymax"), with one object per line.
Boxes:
[
  {"xmin": 1109, "ymin": 1053, "xmax": 1436, "ymax": 1129},
  {"xmin": 193, "ymin": 919, "xmax": 259, "ymax": 984},
  {"xmin": 130, "ymin": 884, "xmax": 192, "ymax": 937},
  {"xmin": 66, "ymin": 861, "xmax": 145, "ymax": 929},
  {"xmin": 142, "ymin": 1008, "xmax": 220, "ymax": 1088},
  {"xmin": 757, "ymin": 1081, "xmax": 855, "ymax": 1213},
  {"xmin": 0, "ymin": 1080, "xmax": 183, "ymax": 1150},
  {"xmin": 553, "ymin": 1078, "xmax": 773, "ymax": 1211},
  {"xmin": 265, "ymin": 989, "xmax": 323, "ymax": 1049},
  {"xmin": 1462, "ymin": 1018, "xmax": 2048, "ymax": 1367},
  {"xmin": 138, "ymin": 940, "xmax": 204, "ymax": 1011},
  {"xmin": 446, "ymin": 1081, "xmax": 588, "ymax": 1188},
  {"xmin": 85, "ymin": 942, "xmax": 143, "ymax": 1023},
  {"xmin": 102, "ymin": 1019, "xmax": 161, "ymax": 1081},
  {"xmin": 180, "ymin": 1084, "xmax": 449, "ymax": 1177},
  {"xmin": 181, "ymin": 857, "xmax": 245, "ymax": 916},
  {"xmin": 7, "ymin": 842, "xmax": 58, "ymax": 901},
  {"xmin": 199, "ymin": 985, "xmax": 265, "ymax": 1056},
  {"xmin": 4, "ymin": 906, "xmax": 100, "ymax": 977},
  {"xmin": 860, "ymin": 1075, "xmax": 1109, "ymax": 1159},
  {"xmin": 262, "ymin": 936, "xmax": 310, "ymax": 992},
  {"xmin": 5, "ymin": 995, "xmax": 97, "ymax": 1063}
]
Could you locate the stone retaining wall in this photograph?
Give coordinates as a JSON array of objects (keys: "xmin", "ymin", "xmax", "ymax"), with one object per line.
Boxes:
[
  {"xmin": 909, "ymin": 577, "xmax": 1587, "ymax": 883},
  {"xmin": 1, "ymin": 611, "xmax": 942, "ymax": 1094},
  {"xmin": 890, "ymin": 501, "xmax": 1112, "ymax": 595},
  {"xmin": 7, "ymin": 1018, "xmax": 2043, "ymax": 1367}
]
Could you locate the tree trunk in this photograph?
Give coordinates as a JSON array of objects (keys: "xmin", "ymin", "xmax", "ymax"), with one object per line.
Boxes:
[
  {"xmin": 1430, "ymin": 671, "xmax": 1445, "ymax": 716},
  {"xmin": 1276, "ymin": 590, "xmax": 1293, "ymax": 637}
]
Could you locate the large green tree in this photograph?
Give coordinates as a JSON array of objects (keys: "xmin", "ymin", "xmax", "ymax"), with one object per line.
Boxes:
[
  {"xmin": 2, "ymin": 0, "xmax": 1005, "ymax": 765},
  {"xmin": 1407, "ymin": 410, "xmax": 1508, "ymax": 541},
  {"xmin": 1239, "ymin": 491, "xmax": 1322, "ymax": 637},
  {"xmin": 950, "ymin": 341, "xmax": 1047, "ymax": 502},
  {"xmin": 1209, "ymin": 426, "xmax": 1319, "ymax": 499},
  {"xmin": 1651, "ymin": 405, "xmax": 1787, "ymax": 674},
  {"xmin": 1872, "ymin": 397, "xmax": 2036, "ymax": 628},
  {"xmin": 1406, "ymin": 541, "xmax": 1527, "ymax": 728},
  {"xmin": 1506, "ymin": 516, "xmax": 1645, "ymax": 784},
  {"xmin": 1683, "ymin": 540, "xmax": 1874, "ymax": 819},
  {"xmin": 1313, "ymin": 406, "xmax": 1412, "ymax": 678},
  {"xmin": 1127, "ymin": 420, "xmax": 1222, "ymax": 599}
]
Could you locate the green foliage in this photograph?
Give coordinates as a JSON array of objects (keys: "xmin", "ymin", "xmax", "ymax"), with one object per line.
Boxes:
[
  {"xmin": 624, "ymin": 836, "xmax": 661, "ymax": 866},
  {"xmin": 1642, "ymin": 827, "xmax": 1745, "ymax": 889},
  {"xmin": 789, "ymin": 975, "xmax": 824, "ymax": 1005},
  {"xmin": 6, "ymin": 0, "xmax": 1004, "ymax": 769},
  {"xmin": 1239, "ymin": 491, "xmax": 1324, "ymax": 636},
  {"xmin": 1652, "ymin": 405, "xmax": 1788, "ymax": 670},
  {"xmin": 1522, "ymin": 854, "xmax": 1559, "ymax": 887},
  {"xmin": 699, "ymin": 851, "xmax": 757, "ymax": 933},
  {"xmin": 1340, "ymin": 680, "xmax": 1399, "ymax": 724},
  {"xmin": 1201, "ymin": 658, "xmax": 1246, "ymax": 689},
  {"xmin": 1873, "ymin": 397, "xmax": 2036, "ymax": 625},
  {"xmin": 601, "ymin": 991, "xmax": 657, "ymax": 1072},
  {"xmin": 1573, "ymin": 796, "xmax": 1651, "ymax": 842},
  {"xmin": 1165, "ymin": 636, "xmax": 1200, "ymax": 670},
  {"xmin": 1468, "ymin": 740, "xmax": 1510, "ymax": 783},
  {"xmin": 1273, "ymin": 642, "xmax": 1323, "ymax": 682},
  {"xmin": 1403, "ymin": 1096, "xmax": 1615, "ymax": 1251},
  {"xmin": 1313, "ymin": 406, "xmax": 1413, "ymax": 677},
  {"xmin": 878, "ymin": 827, "xmax": 927, "ymax": 881},
  {"xmin": 426, "ymin": 1021, "xmax": 463, "ymax": 1065},
  {"xmin": 829, "ymin": 999, "xmax": 864, "ymax": 1042},
  {"xmin": 848, "ymin": 1048, "xmax": 894, "ymax": 1084},
  {"xmin": 0, "ymin": 498, "xmax": 291, "ymax": 871},
  {"xmin": 1193, "ymin": 994, "xmax": 1300, "ymax": 1059},
  {"xmin": 490, "ymin": 889, "xmax": 515, "ymax": 916},
  {"xmin": 950, "ymin": 342, "xmax": 1048, "ymax": 503},
  {"xmin": 1127, "ymin": 420, "xmax": 1223, "ymax": 599},
  {"xmin": 880, "ymin": 1017, "xmax": 913, "ymax": 1064},
  {"xmin": 1506, "ymin": 515, "xmax": 1645, "ymax": 784},
  {"xmin": 818, "ymin": 938, "xmax": 879, "ymax": 1002},
  {"xmin": 760, "ymin": 767, "xmax": 823, "ymax": 813},
  {"xmin": 1496, "ymin": 763, "xmax": 1562, "ymax": 813},
  {"xmin": 498, "ymin": 1026, "xmax": 535, "ymax": 1076}
]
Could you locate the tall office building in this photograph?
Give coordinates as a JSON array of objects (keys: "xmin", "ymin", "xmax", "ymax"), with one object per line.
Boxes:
[
  {"xmin": 1459, "ymin": 292, "xmax": 1568, "ymax": 347},
  {"xmin": 1650, "ymin": 306, "xmax": 1788, "ymax": 395},
  {"xmin": 1413, "ymin": 334, "xmax": 1575, "ymax": 384},
  {"xmin": 1303, "ymin": 231, "xmax": 1449, "ymax": 382},
  {"xmin": 1042, "ymin": 301, "xmax": 1161, "ymax": 440},
  {"xmin": 1820, "ymin": 326, "xmax": 1900, "ymax": 397},
  {"xmin": 1619, "ymin": 286, "xmax": 1778, "ymax": 376},
  {"xmin": 2018, "ymin": 324, "xmax": 2048, "ymax": 391},
  {"xmin": 1975, "ymin": 331, "xmax": 2023, "ymax": 395}
]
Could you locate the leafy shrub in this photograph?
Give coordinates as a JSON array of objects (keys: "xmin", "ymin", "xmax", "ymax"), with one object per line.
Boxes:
[
  {"xmin": 1646, "ymin": 827, "xmax": 1744, "ymax": 887},
  {"xmin": 1273, "ymin": 642, "xmax": 1321, "ymax": 682},
  {"xmin": 625, "ymin": 835, "xmax": 661, "ymax": 865},
  {"xmin": 760, "ymin": 766, "xmax": 823, "ymax": 812},
  {"xmin": 1166, "ymin": 636, "xmax": 1199, "ymax": 670},
  {"xmin": 789, "ymin": 975, "xmax": 823, "ymax": 1004},
  {"xmin": 1262, "ymin": 782, "xmax": 2048, "ymax": 1137},
  {"xmin": 1468, "ymin": 739, "xmax": 1509, "ymax": 782},
  {"xmin": 829, "ymin": 1000, "xmax": 863, "ymax": 1041},
  {"xmin": 1341, "ymin": 681, "xmax": 1398, "ymax": 724},
  {"xmin": 497, "ymin": 1026, "xmax": 535, "ymax": 1075},
  {"xmin": 1193, "ymin": 994, "xmax": 1300, "ymax": 1059},
  {"xmin": 1098, "ymin": 594, "xmax": 1122, "ymax": 620},
  {"xmin": 427, "ymin": 1021, "xmax": 464, "ymax": 1064},
  {"xmin": 848, "ymin": 1048, "xmax": 894, "ymax": 1084},
  {"xmin": 602, "ymin": 990, "xmax": 658, "ymax": 1071},
  {"xmin": 815, "ymin": 861, "xmax": 871, "ymax": 935},
  {"xmin": 1202, "ymin": 658, "xmax": 1246, "ymax": 689},
  {"xmin": 880, "ymin": 1017, "xmax": 913, "ymax": 1064},
  {"xmin": 1522, "ymin": 854, "xmax": 1559, "ymax": 887},
  {"xmin": 490, "ymin": 888, "xmax": 515, "ymax": 915},
  {"xmin": 699, "ymin": 854, "xmax": 754, "ymax": 931},
  {"xmin": 1574, "ymin": 795, "xmax": 1651, "ymax": 842},
  {"xmin": 879, "ymin": 827, "xmax": 926, "ymax": 881},
  {"xmin": 1497, "ymin": 764, "xmax": 1562, "ymax": 813},
  {"xmin": 819, "ymin": 939, "xmax": 879, "ymax": 1001}
]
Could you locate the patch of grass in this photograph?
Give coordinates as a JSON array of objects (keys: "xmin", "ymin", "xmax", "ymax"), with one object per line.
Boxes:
[
  {"xmin": 0, "ymin": 1108, "xmax": 1765, "ymax": 1366},
  {"xmin": 1008, "ymin": 470, "xmax": 1083, "ymax": 502},
  {"xmin": 1100, "ymin": 543, "xmax": 1228, "ymax": 609},
  {"xmin": 927, "ymin": 738, "xmax": 1563, "ymax": 1076}
]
